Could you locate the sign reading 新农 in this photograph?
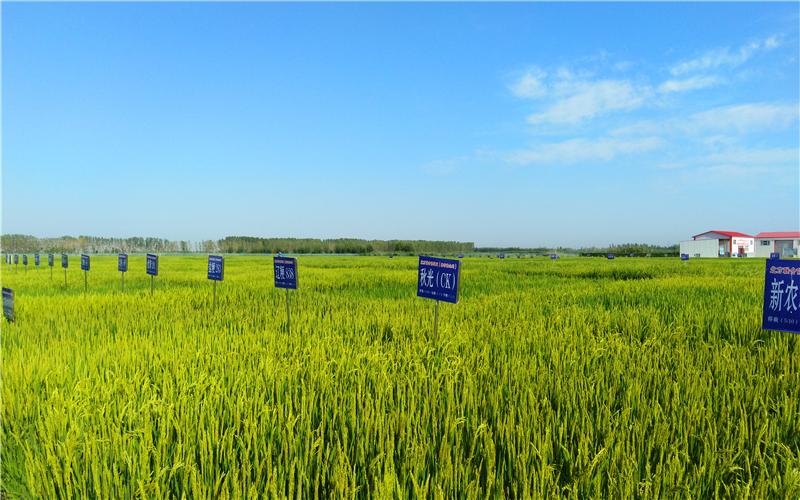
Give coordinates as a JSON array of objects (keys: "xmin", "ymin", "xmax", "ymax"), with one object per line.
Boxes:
[
  {"xmin": 763, "ymin": 259, "xmax": 800, "ymax": 334},
  {"xmin": 118, "ymin": 254, "xmax": 128, "ymax": 272},
  {"xmin": 81, "ymin": 254, "xmax": 90, "ymax": 271},
  {"xmin": 208, "ymin": 255, "xmax": 224, "ymax": 281},
  {"xmin": 2, "ymin": 288, "xmax": 14, "ymax": 322},
  {"xmin": 417, "ymin": 256, "xmax": 460, "ymax": 304},
  {"xmin": 681, "ymin": 253, "xmax": 689, "ymax": 261},
  {"xmin": 61, "ymin": 254, "xmax": 68, "ymax": 268},
  {"xmin": 770, "ymin": 252, "xmax": 780, "ymax": 260},
  {"xmin": 48, "ymin": 254, "xmax": 54, "ymax": 267},
  {"xmin": 146, "ymin": 254, "xmax": 159, "ymax": 276},
  {"xmin": 274, "ymin": 257, "xmax": 298, "ymax": 289}
]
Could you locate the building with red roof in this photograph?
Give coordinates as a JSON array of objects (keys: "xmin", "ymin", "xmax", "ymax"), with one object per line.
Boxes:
[
  {"xmin": 680, "ymin": 230, "xmax": 799, "ymax": 258},
  {"xmin": 754, "ymin": 232, "xmax": 800, "ymax": 258}
]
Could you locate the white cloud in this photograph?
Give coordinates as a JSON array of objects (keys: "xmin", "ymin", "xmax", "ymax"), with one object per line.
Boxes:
[
  {"xmin": 687, "ymin": 102, "xmax": 799, "ymax": 134},
  {"xmin": 509, "ymin": 67, "xmax": 547, "ymax": 98},
  {"xmin": 658, "ymin": 75, "xmax": 721, "ymax": 94},
  {"xmin": 508, "ymin": 136, "xmax": 663, "ymax": 165},
  {"xmin": 704, "ymin": 147, "xmax": 798, "ymax": 166},
  {"xmin": 527, "ymin": 79, "xmax": 651, "ymax": 125},
  {"xmin": 670, "ymin": 35, "xmax": 782, "ymax": 76}
]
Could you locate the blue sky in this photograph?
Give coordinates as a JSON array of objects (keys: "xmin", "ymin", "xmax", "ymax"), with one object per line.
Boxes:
[{"xmin": 2, "ymin": 2, "xmax": 798, "ymax": 247}]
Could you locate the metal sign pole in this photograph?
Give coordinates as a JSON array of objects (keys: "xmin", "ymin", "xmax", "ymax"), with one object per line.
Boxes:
[
  {"xmin": 64, "ymin": 268, "xmax": 67, "ymax": 287},
  {"xmin": 213, "ymin": 280, "xmax": 217, "ymax": 307},
  {"xmin": 286, "ymin": 288, "xmax": 291, "ymax": 333},
  {"xmin": 434, "ymin": 300, "xmax": 439, "ymax": 343},
  {"xmin": 84, "ymin": 271, "xmax": 87, "ymax": 292},
  {"xmin": 121, "ymin": 272, "xmax": 125, "ymax": 292},
  {"xmin": 151, "ymin": 275, "xmax": 154, "ymax": 295}
]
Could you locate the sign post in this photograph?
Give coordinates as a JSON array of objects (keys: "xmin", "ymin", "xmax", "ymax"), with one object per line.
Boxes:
[
  {"xmin": 763, "ymin": 259, "xmax": 799, "ymax": 334},
  {"xmin": 118, "ymin": 253, "xmax": 128, "ymax": 291},
  {"xmin": 207, "ymin": 255, "xmax": 224, "ymax": 306},
  {"xmin": 2, "ymin": 288, "xmax": 14, "ymax": 322},
  {"xmin": 680, "ymin": 253, "xmax": 689, "ymax": 261},
  {"xmin": 146, "ymin": 254, "xmax": 159, "ymax": 294},
  {"xmin": 274, "ymin": 256, "xmax": 298, "ymax": 332},
  {"xmin": 61, "ymin": 254, "xmax": 68, "ymax": 286},
  {"xmin": 81, "ymin": 254, "xmax": 90, "ymax": 292},
  {"xmin": 13, "ymin": 254, "xmax": 18, "ymax": 271},
  {"xmin": 417, "ymin": 256, "xmax": 461, "ymax": 343},
  {"xmin": 607, "ymin": 253, "xmax": 615, "ymax": 260},
  {"xmin": 22, "ymin": 255, "xmax": 28, "ymax": 272},
  {"xmin": 48, "ymin": 253, "xmax": 54, "ymax": 279},
  {"xmin": 35, "ymin": 253, "xmax": 40, "ymax": 269}
]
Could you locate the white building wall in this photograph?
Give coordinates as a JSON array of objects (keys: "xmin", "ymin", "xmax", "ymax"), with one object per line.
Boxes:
[
  {"xmin": 755, "ymin": 238, "xmax": 800, "ymax": 258},
  {"xmin": 680, "ymin": 239, "xmax": 720, "ymax": 258}
]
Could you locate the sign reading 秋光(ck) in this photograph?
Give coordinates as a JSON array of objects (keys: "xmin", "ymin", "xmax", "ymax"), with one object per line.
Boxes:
[
  {"xmin": 763, "ymin": 259, "xmax": 800, "ymax": 334},
  {"xmin": 417, "ymin": 256, "xmax": 460, "ymax": 304}
]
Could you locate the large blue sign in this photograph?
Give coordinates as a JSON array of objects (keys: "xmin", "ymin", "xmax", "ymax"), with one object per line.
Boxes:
[
  {"xmin": 208, "ymin": 255, "xmax": 224, "ymax": 281},
  {"xmin": 274, "ymin": 256, "xmax": 298, "ymax": 289},
  {"xmin": 81, "ymin": 254, "xmax": 90, "ymax": 271},
  {"xmin": 61, "ymin": 254, "xmax": 68, "ymax": 268},
  {"xmin": 417, "ymin": 256, "xmax": 460, "ymax": 304},
  {"xmin": 680, "ymin": 253, "xmax": 689, "ymax": 261},
  {"xmin": 2, "ymin": 288, "xmax": 14, "ymax": 322},
  {"xmin": 146, "ymin": 254, "xmax": 159, "ymax": 276},
  {"xmin": 763, "ymin": 259, "xmax": 800, "ymax": 334},
  {"xmin": 22, "ymin": 255, "xmax": 28, "ymax": 266},
  {"xmin": 48, "ymin": 254, "xmax": 54, "ymax": 267},
  {"xmin": 35, "ymin": 254, "xmax": 40, "ymax": 266},
  {"xmin": 118, "ymin": 254, "xmax": 128, "ymax": 272}
]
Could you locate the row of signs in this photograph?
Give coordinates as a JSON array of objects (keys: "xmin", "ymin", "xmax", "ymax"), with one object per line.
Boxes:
[{"xmin": 3, "ymin": 254, "xmax": 796, "ymax": 335}]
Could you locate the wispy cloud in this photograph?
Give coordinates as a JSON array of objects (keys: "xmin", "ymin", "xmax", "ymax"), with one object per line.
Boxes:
[
  {"xmin": 527, "ymin": 79, "xmax": 651, "ymax": 125},
  {"xmin": 507, "ymin": 136, "xmax": 662, "ymax": 165},
  {"xmin": 669, "ymin": 35, "xmax": 781, "ymax": 76},
  {"xmin": 658, "ymin": 75, "xmax": 721, "ymax": 94},
  {"xmin": 509, "ymin": 67, "xmax": 547, "ymax": 98}
]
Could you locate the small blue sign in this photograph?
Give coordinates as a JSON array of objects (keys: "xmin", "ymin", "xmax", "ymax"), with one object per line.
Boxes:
[
  {"xmin": 22, "ymin": 255, "xmax": 28, "ymax": 266},
  {"xmin": 458, "ymin": 254, "xmax": 464, "ymax": 259},
  {"xmin": 551, "ymin": 254, "xmax": 559, "ymax": 260},
  {"xmin": 208, "ymin": 255, "xmax": 224, "ymax": 281},
  {"xmin": 61, "ymin": 254, "xmax": 68, "ymax": 268},
  {"xmin": 48, "ymin": 254, "xmax": 54, "ymax": 267},
  {"xmin": 681, "ymin": 253, "xmax": 689, "ymax": 261},
  {"xmin": 35, "ymin": 254, "xmax": 40, "ymax": 266},
  {"xmin": 274, "ymin": 256, "xmax": 298, "ymax": 289},
  {"xmin": 607, "ymin": 254, "xmax": 615, "ymax": 260},
  {"xmin": 497, "ymin": 253, "xmax": 506, "ymax": 259},
  {"xmin": 81, "ymin": 254, "xmax": 90, "ymax": 271},
  {"xmin": 770, "ymin": 252, "xmax": 780, "ymax": 260},
  {"xmin": 146, "ymin": 254, "xmax": 159, "ymax": 276},
  {"xmin": 417, "ymin": 256, "xmax": 461, "ymax": 304},
  {"xmin": 763, "ymin": 259, "xmax": 800, "ymax": 334},
  {"xmin": 118, "ymin": 254, "xmax": 128, "ymax": 272},
  {"xmin": 13, "ymin": 255, "xmax": 18, "ymax": 265},
  {"xmin": 2, "ymin": 288, "xmax": 14, "ymax": 322}
]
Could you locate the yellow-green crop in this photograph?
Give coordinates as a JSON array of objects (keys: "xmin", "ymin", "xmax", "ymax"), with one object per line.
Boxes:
[{"xmin": 1, "ymin": 256, "xmax": 798, "ymax": 497}]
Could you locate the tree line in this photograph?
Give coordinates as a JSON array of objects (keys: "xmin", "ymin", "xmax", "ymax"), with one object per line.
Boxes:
[{"xmin": 0, "ymin": 234, "xmax": 475, "ymax": 255}]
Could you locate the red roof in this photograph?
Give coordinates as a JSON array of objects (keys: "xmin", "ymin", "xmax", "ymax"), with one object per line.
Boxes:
[
  {"xmin": 755, "ymin": 231, "xmax": 800, "ymax": 239},
  {"xmin": 693, "ymin": 230, "xmax": 753, "ymax": 239}
]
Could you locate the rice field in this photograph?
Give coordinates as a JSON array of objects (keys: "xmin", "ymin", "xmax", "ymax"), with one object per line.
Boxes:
[{"xmin": 1, "ymin": 255, "xmax": 798, "ymax": 497}]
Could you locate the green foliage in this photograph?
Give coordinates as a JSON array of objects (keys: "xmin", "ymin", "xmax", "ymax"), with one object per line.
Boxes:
[{"xmin": 1, "ymin": 256, "xmax": 798, "ymax": 497}]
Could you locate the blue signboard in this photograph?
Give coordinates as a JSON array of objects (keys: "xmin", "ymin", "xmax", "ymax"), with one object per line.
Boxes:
[
  {"xmin": 35, "ymin": 254, "xmax": 40, "ymax": 266},
  {"xmin": 681, "ymin": 253, "xmax": 689, "ymax": 261},
  {"xmin": 274, "ymin": 256, "xmax": 298, "ymax": 289},
  {"xmin": 607, "ymin": 254, "xmax": 615, "ymax": 260},
  {"xmin": 497, "ymin": 253, "xmax": 506, "ymax": 259},
  {"xmin": 61, "ymin": 254, "xmax": 68, "ymax": 268},
  {"xmin": 208, "ymin": 255, "xmax": 224, "ymax": 281},
  {"xmin": 551, "ymin": 254, "xmax": 559, "ymax": 260},
  {"xmin": 13, "ymin": 255, "xmax": 18, "ymax": 265},
  {"xmin": 81, "ymin": 254, "xmax": 90, "ymax": 271},
  {"xmin": 770, "ymin": 252, "xmax": 780, "ymax": 260},
  {"xmin": 763, "ymin": 259, "xmax": 800, "ymax": 334},
  {"xmin": 2, "ymin": 288, "xmax": 14, "ymax": 322},
  {"xmin": 417, "ymin": 256, "xmax": 461, "ymax": 304},
  {"xmin": 458, "ymin": 254, "xmax": 464, "ymax": 259},
  {"xmin": 118, "ymin": 254, "xmax": 128, "ymax": 272},
  {"xmin": 146, "ymin": 254, "xmax": 159, "ymax": 276},
  {"xmin": 22, "ymin": 255, "xmax": 28, "ymax": 266},
  {"xmin": 48, "ymin": 254, "xmax": 54, "ymax": 267}
]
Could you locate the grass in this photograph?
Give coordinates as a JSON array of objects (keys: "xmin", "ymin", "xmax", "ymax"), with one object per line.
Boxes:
[{"xmin": 1, "ymin": 255, "xmax": 798, "ymax": 497}]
